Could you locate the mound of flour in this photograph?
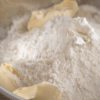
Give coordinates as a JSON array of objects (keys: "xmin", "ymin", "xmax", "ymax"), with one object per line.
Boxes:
[{"xmin": 1, "ymin": 5, "xmax": 100, "ymax": 100}]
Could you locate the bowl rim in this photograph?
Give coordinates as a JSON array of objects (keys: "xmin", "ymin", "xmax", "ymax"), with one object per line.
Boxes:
[{"xmin": 0, "ymin": 86, "xmax": 26, "ymax": 100}]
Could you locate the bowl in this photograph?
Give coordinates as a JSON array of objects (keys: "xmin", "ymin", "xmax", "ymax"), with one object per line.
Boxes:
[{"xmin": 0, "ymin": 0, "xmax": 100, "ymax": 100}]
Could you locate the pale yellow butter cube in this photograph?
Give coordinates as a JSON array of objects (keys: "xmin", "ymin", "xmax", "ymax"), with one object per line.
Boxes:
[
  {"xmin": 28, "ymin": 0, "xmax": 79, "ymax": 30},
  {"xmin": 13, "ymin": 82, "xmax": 63, "ymax": 100},
  {"xmin": 0, "ymin": 63, "xmax": 20, "ymax": 92}
]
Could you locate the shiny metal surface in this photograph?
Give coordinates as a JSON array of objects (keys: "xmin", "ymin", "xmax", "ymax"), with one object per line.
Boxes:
[
  {"xmin": 0, "ymin": 0, "xmax": 100, "ymax": 100},
  {"xmin": 0, "ymin": 86, "xmax": 26, "ymax": 100}
]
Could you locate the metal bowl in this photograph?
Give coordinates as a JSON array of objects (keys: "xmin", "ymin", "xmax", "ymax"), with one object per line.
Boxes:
[{"xmin": 0, "ymin": 0, "xmax": 100, "ymax": 100}]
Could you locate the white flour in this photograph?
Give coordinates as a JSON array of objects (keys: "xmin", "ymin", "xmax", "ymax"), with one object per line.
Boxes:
[
  {"xmin": 0, "ymin": 5, "xmax": 100, "ymax": 100},
  {"xmin": 76, "ymin": 5, "xmax": 100, "ymax": 36}
]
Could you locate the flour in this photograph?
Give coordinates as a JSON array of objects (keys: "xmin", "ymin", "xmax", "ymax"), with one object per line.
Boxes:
[
  {"xmin": 1, "ymin": 5, "xmax": 100, "ymax": 100},
  {"xmin": 76, "ymin": 5, "xmax": 100, "ymax": 36}
]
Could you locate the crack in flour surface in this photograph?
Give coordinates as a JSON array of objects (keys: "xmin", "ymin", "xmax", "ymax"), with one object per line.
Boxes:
[{"xmin": 0, "ymin": 5, "xmax": 100, "ymax": 100}]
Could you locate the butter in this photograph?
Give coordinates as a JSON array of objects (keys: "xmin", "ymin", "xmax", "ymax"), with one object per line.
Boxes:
[
  {"xmin": 28, "ymin": 0, "xmax": 79, "ymax": 30},
  {"xmin": 13, "ymin": 82, "xmax": 63, "ymax": 100},
  {"xmin": 0, "ymin": 63, "xmax": 20, "ymax": 92}
]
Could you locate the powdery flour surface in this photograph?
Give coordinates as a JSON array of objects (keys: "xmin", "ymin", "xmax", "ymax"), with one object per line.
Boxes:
[{"xmin": 0, "ymin": 5, "xmax": 100, "ymax": 100}]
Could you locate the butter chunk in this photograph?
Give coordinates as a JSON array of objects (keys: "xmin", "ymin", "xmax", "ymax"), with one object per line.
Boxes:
[
  {"xmin": 0, "ymin": 63, "xmax": 20, "ymax": 92},
  {"xmin": 13, "ymin": 82, "xmax": 63, "ymax": 100},
  {"xmin": 28, "ymin": 0, "xmax": 79, "ymax": 30}
]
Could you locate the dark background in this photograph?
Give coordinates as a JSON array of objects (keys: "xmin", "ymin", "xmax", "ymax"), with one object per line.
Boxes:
[{"xmin": 0, "ymin": 93, "xmax": 9, "ymax": 100}]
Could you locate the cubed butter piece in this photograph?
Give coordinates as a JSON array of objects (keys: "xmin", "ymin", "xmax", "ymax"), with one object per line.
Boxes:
[
  {"xmin": 28, "ymin": 0, "xmax": 79, "ymax": 30},
  {"xmin": 13, "ymin": 82, "xmax": 63, "ymax": 100},
  {"xmin": 0, "ymin": 63, "xmax": 20, "ymax": 92}
]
